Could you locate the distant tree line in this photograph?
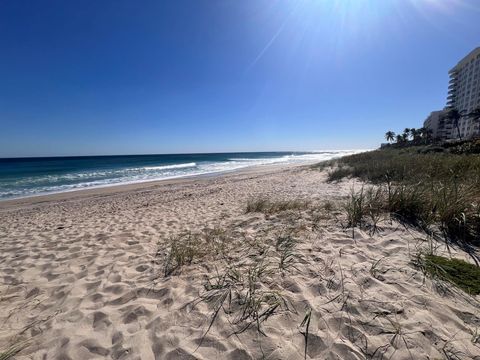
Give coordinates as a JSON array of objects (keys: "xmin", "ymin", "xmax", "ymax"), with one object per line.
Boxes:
[{"xmin": 384, "ymin": 127, "xmax": 433, "ymax": 146}]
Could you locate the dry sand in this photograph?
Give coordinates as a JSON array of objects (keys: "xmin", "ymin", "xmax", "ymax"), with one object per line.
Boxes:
[{"xmin": 0, "ymin": 164, "xmax": 479, "ymax": 359}]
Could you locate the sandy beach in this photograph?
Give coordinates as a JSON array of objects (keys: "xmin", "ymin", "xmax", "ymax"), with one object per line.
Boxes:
[{"xmin": 1, "ymin": 163, "xmax": 479, "ymax": 360}]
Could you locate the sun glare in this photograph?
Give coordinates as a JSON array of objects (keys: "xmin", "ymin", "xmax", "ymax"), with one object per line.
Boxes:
[{"xmin": 247, "ymin": 0, "xmax": 478, "ymax": 71}]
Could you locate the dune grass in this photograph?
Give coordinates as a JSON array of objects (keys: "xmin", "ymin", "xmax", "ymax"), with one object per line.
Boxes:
[
  {"xmin": 0, "ymin": 342, "xmax": 27, "ymax": 360},
  {"xmin": 197, "ymin": 260, "xmax": 292, "ymax": 338},
  {"xmin": 163, "ymin": 233, "xmax": 204, "ymax": 276},
  {"xmin": 326, "ymin": 147, "xmax": 480, "ymax": 185},
  {"xmin": 342, "ymin": 186, "xmax": 385, "ymax": 234},
  {"xmin": 321, "ymin": 148, "xmax": 480, "ymax": 247},
  {"xmin": 415, "ymin": 254, "xmax": 480, "ymax": 295},
  {"xmin": 162, "ymin": 228, "xmax": 232, "ymax": 276},
  {"xmin": 246, "ymin": 198, "xmax": 310, "ymax": 214},
  {"xmin": 180, "ymin": 229, "xmax": 303, "ymax": 340},
  {"xmin": 299, "ymin": 306, "xmax": 312, "ymax": 360},
  {"xmin": 276, "ymin": 234, "xmax": 303, "ymax": 274}
]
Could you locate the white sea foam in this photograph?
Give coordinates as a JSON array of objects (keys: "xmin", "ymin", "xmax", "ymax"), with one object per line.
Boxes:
[{"xmin": 143, "ymin": 162, "xmax": 197, "ymax": 170}]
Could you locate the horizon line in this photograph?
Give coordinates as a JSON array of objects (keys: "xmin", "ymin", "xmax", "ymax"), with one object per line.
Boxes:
[{"xmin": 0, "ymin": 148, "xmax": 372, "ymax": 160}]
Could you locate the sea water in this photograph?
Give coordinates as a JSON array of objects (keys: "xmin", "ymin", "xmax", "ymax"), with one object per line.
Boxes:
[{"xmin": 0, "ymin": 150, "xmax": 363, "ymax": 200}]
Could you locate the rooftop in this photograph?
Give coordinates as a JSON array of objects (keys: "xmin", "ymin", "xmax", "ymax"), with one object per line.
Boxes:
[{"xmin": 449, "ymin": 47, "xmax": 480, "ymax": 73}]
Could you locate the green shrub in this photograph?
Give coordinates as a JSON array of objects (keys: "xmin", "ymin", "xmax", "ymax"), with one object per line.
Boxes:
[{"xmin": 448, "ymin": 139, "xmax": 480, "ymax": 155}]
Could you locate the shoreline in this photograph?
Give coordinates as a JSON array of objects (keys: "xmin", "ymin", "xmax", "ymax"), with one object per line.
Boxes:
[
  {"xmin": 0, "ymin": 150, "xmax": 369, "ymax": 206},
  {"xmin": 0, "ymin": 161, "xmax": 311, "ymax": 210}
]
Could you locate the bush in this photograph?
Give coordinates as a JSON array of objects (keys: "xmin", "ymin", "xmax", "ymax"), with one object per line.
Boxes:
[{"xmin": 448, "ymin": 139, "xmax": 480, "ymax": 155}]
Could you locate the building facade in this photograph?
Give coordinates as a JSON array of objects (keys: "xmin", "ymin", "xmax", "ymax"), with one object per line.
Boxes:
[
  {"xmin": 423, "ymin": 110, "xmax": 453, "ymax": 140},
  {"xmin": 446, "ymin": 47, "xmax": 480, "ymax": 139}
]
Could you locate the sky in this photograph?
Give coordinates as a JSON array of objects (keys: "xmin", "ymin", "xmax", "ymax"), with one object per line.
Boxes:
[{"xmin": 0, "ymin": 0, "xmax": 479, "ymax": 157}]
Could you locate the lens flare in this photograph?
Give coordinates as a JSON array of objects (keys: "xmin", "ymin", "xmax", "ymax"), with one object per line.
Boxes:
[{"xmin": 246, "ymin": 0, "xmax": 479, "ymax": 71}]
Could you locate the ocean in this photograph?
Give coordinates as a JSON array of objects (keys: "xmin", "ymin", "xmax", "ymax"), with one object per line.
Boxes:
[{"xmin": 0, "ymin": 150, "xmax": 362, "ymax": 200}]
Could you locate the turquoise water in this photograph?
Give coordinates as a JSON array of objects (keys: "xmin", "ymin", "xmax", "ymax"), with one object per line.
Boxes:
[{"xmin": 0, "ymin": 151, "xmax": 360, "ymax": 200}]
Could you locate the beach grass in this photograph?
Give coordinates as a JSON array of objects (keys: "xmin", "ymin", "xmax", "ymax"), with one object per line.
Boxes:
[
  {"xmin": 415, "ymin": 254, "xmax": 480, "ymax": 295},
  {"xmin": 0, "ymin": 342, "xmax": 27, "ymax": 360},
  {"xmin": 160, "ymin": 227, "xmax": 234, "ymax": 276},
  {"xmin": 343, "ymin": 186, "xmax": 384, "ymax": 234},
  {"xmin": 246, "ymin": 198, "xmax": 310, "ymax": 214},
  {"xmin": 299, "ymin": 306, "xmax": 312, "ymax": 360},
  {"xmin": 324, "ymin": 147, "xmax": 480, "ymax": 185},
  {"xmin": 197, "ymin": 260, "xmax": 292, "ymax": 338},
  {"xmin": 276, "ymin": 234, "xmax": 303, "ymax": 274},
  {"xmin": 321, "ymin": 147, "xmax": 480, "ymax": 247},
  {"xmin": 163, "ymin": 232, "xmax": 206, "ymax": 276}
]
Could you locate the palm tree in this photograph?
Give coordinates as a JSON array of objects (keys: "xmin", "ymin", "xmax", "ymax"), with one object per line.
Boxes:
[
  {"xmin": 410, "ymin": 127, "xmax": 420, "ymax": 144},
  {"xmin": 445, "ymin": 108, "xmax": 463, "ymax": 140},
  {"xmin": 467, "ymin": 107, "xmax": 480, "ymax": 137},
  {"xmin": 403, "ymin": 128, "xmax": 411, "ymax": 141},
  {"xmin": 419, "ymin": 127, "xmax": 433, "ymax": 144},
  {"xmin": 396, "ymin": 134, "xmax": 404, "ymax": 144},
  {"xmin": 385, "ymin": 131, "xmax": 395, "ymax": 143}
]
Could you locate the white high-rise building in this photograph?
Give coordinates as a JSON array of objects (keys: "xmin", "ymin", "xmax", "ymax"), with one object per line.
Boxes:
[
  {"xmin": 446, "ymin": 47, "xmax": 480, "ymax": 138},
  {"xmin": 423, "ymin": 110, "xmax": 453, "ymax": 140}
]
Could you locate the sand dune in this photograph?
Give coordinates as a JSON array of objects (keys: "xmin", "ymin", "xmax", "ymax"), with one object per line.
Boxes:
[{"xmin": 1, "ymin": 164, "xmax": 479, "ymax": 359}]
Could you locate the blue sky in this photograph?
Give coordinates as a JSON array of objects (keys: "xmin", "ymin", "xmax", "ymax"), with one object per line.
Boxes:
[{"xmin": 0, "ymin": 0, "xmax": 479, "ymax": 157}]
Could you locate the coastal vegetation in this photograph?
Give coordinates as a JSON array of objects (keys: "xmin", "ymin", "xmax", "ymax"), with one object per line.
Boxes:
[
  {"xmin": 414, "ymin": 253, "xmax": 480, "ymax": 295},
  {"xmin": 161, "ymin": 228, "xmax": 233, "ymax": 276},
  {"xmin": 0, "ymin": 342, "xmax": 28, "ymax": 360},
  {"xmin": 317, "ymin": 141, "xmax": 480, "ymax": 298},
  {"xmin": 324, "ymin": 146, "xmax": 480, "ymax": 248},
  {"xmin": 195, "ymin": 259, "xmax": 293, "ymax": 339},
  {"xmin": 246, "ymin": 198, "xmax": 311, "ymax": 214}
]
